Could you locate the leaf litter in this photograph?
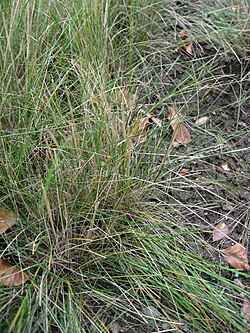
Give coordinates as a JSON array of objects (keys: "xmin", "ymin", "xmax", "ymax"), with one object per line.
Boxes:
[
  {"xmin": 0, "ymin": 207, "xmax": 30, "ymax": 286},
  {"xmin": 133, "ymin": 114, "xmax": 162, "ymax": 143},
  {"xmin": 212, "ymin": 222, "xmax": 229, "ymax": 242},
  {"xmin": 178, "ymin": 30, "xmax": 193, "ymax": 55},
  {"xmin": 222, "ymin": 243, "xmax": 250, "ymax": 271},
  {"xmin": 168, "ymin": 107, "xmax": 191, "ymax": 145},
  {"xmin": 0, "ymin": 208, "xmax": 16, "ymax": 235},
  {"xmin": 0, "ymin": 259, "xmax": 29, "ymax": 287}
]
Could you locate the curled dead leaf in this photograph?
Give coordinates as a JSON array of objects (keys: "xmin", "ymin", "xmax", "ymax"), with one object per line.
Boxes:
[
  {"xmin": 222, "ymin": 244, "xmax": 250, "ymax": 271},
  {"xmin": 168, "ymin": 107, "xmax": 191, "ymax": 145},
  {"xmin": 0, "ymin": 259, "xmax": 29, "ymax": 287},
  {"xmin": 133, "ymin": 114, "xmax": 162, "ymax": 143},
  {"xmin": 178, "ymin": 30, "xmax": 193, "ymax": 55},
  {"xmin": 0, "ymin": 208, "xmax": 16, "ymax": 235},
  {"xmin": 185, "ymin": 42, "xmax": 193, "ymax": 55},
  {"xmin": 212, "ymin": 222, "xmax": 229, "ymax": 242}
]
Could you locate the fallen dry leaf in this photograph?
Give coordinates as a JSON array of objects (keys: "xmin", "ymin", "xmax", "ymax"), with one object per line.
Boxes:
[
  {"xmin": 221, "ymin": 161, "xmax": 230, "ymax": 171},
  {"xmin": 133, "ymin": 114, "xmax": 162, "ymax": 143},
  {"xmin": 178, "ymin": 30, "xmax": 193, "ymax": 55},
  {"xmin": 212, "ymin": 222, "xmax": 229, "ymax": 242},
  {"xmin": 185, "ymin": 42, "xmax": 193, "ymax": 55},
  {"xmin": 174, "ymin": 124, "xmax": 191, "ymax": 144},
  {"xmin": 0, "ymin": 208, "xmax": 16, "ymax": 235},
  {"xmin": 241, "ymin": 299, "xmax": 250, "ymax": 321},
  {"xmin": 0, "ymin": 259, "xmax": 29, "ymax": 287},
  {"xmin": 195, "ymin": 116, "xmax": 209, "ymax": 126},
  {"xmin": 168, "ymin": 107, "xmax": 191, "ymax": 145},
  {"xmin": 180, "ymin": 167, "xmax": 191, "ymax": 174},
  {"xmin": 222, "ymin": 244, "xmax": 250, "ymax": 271}
]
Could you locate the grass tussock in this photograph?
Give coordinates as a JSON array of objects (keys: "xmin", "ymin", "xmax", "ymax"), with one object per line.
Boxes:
[{"xmin": 0, "ymin": 0, "xmax": 250, "ymax": 332}]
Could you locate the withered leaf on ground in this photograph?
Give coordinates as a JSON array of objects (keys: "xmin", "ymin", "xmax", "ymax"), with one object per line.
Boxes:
[
  {"xmin": 222, "ymin": 244, "xmax": 250, "ymax": 271},
  {"xmin": 0, "ymin": 208, "xmax": 16, "ymax": 235},
  {"xmin": 133, "ymin": 114, "xmax": 162, "ymax": 143},
  {"xmin": 180, "ymin": 167, "xmax": 191, "ymax": 174},
  {"xmin": 0, "ymin": 259, "xmax": 29, "ymax": 287},
  {"xmin": 168, "ymin": 107, "xmax": 191, "ymax": 145},
  {"xmin": 212, "ymin": 222, "xmax": 229, "ymax": 242},
  {"xmin": 178, "ymin": 29, "xmax": 193, "ymax": 55}
]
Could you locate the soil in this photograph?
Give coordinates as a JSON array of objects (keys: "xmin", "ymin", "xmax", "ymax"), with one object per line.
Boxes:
[
  {"xmin": 111, "ymin": 3, "xmax": 250, "ymax": 332},
  {"xmin": 105, "ymin": 65, "xmax": 250, "ymax": 332}
]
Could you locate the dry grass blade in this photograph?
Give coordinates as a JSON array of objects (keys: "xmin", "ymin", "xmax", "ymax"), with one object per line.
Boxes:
[
  {"xmin": 0, "ymin": 259, "xmax": 29, "ymax": 287},
  {"xmin": 222, "ymin": 244, "xmax": 250, "ymax": 271},
  {"xmin": 0, "ymin": 208, "xmax": 16, "ymax": 235}
]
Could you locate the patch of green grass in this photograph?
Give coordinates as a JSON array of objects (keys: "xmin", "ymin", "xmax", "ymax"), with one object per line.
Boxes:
[{"xmin": 0, "ymin": 0, "xmax": 250, "ymax": 332}]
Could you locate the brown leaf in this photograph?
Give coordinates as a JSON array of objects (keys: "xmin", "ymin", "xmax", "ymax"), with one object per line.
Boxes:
[
  {"xmin": 241, "ymin": 299, "xmax": 250, "ymax": 321},
  {"xmin": 0, "ymin": 208, "xmax": 16, "ymax": 235},
  {"xmin": 178, "ymin": 30, "xmax": 193, "ymax": 55},
  {"xmin": 212, "ymin": 222, "xmax": 229, "ymax": 241},
  {"xmin": 168, "ymin": 107, "xmax": 191, "ymax": 145},
  {"xmin": 175, "ymin": 124, "xmax": 191, "ymax": 144},
  {"xmin": 222, "ymin": 244, "xmax": 250, "ymax": 271},
  {"xmin": 180, "ymin": 167, "xmax": 191, "ymax": 174},
  {"xmin": 185, "ymin": 42, "xmax": 193, "ymax": 55},
  {"xmin": 133, "ymin": 114, "xmax": 162, "ymax": 143},
  {"xmin": 0, "ymin": 259, "xmax": 29, "ymax": 287}
]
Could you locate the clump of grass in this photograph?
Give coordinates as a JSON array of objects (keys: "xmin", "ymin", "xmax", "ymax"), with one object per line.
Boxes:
[{"xmin": 0, "ymin": 0, "xmax": 249, "ymax": 332}]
